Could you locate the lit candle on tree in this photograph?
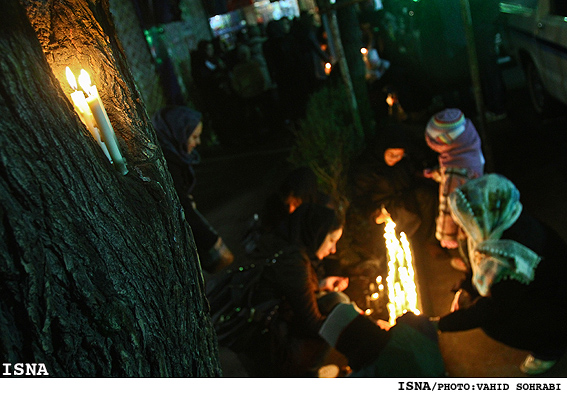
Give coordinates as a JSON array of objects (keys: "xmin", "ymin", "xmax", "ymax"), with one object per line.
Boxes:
[
  {"xmin": 360, "ymin": 47, "xmax": 369, "ymax": 65},
  {"xmin": 65, "ymin": 67, "xmax": 112, "ymax": 162},
  {"xmin": 78, "ymin": 69, "xmax": 128, "ymax": 175}
]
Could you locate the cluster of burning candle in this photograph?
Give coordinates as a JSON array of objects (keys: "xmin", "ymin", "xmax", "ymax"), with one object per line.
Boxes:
[
  {"xmin": 382, "ymin": 210, "xmax": 421, "ymax": 325},
  {"xmin": 363, "ymin": 275, "xmax": 385, "ymax": 317},
  {"xmin": 361, "ymin": 210, "xmax": 421, "ymax": 325},
  {"xmin": 65, "ymin": 67, "xmax": 128, "ymax": 175}
]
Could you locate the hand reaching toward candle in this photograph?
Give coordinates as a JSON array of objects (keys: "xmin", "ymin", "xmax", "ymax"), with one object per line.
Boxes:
[
  {"xmin": 376, "ymin": 319, "xmax": 392, "ymax": 331},
  {"xmin": 319, "ymin": 276, "xmax": 349, "ymax": 292},
  {"xmin": 440, "ymin": 239, "xmax": 459, "ymax": 249}
]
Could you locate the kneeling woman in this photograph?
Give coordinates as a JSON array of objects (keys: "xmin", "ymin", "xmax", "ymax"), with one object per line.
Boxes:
[
  {"xmin": 437, "ymin": 174, "xmax": 567, "ymax": 375},
  {"xmin": 239, "ymin": 203, "xmax": 347, "ymax": 377}
]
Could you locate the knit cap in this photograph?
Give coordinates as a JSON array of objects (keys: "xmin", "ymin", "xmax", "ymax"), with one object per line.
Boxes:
[{"xmin": 426, "ymin": 108, "xmax": 466, "ymax": 145}]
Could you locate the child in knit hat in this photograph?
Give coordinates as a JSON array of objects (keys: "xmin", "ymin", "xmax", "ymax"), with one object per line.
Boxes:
[{"xmin": 424, "ymin": 108, "xmax": 484, "ymax": 263}]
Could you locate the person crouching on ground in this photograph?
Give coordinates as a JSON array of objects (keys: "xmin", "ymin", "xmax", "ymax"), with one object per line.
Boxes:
[
  {"xmin": 436, "ymin": 174, "xmax": 567, "ymax": 375},
  {"xmin": 152, "ymin": 106, "xmax": 234, "ymax": 273},
  {"xmin": 239, "ymin": 203, "xmax": 348, "ymax": 377},
  {"xmin": 319, "ymin": 305, "xmax": 445, "ymax": 377}
]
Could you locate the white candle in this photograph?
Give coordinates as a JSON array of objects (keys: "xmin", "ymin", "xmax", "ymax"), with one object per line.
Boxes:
[
  {"xmin": 78, "ymin": 69, "xmax": 128, "ymax": 175},
  {"xmin": 66, "ymin": 67, "xmax": 112, "ymax": 162}
]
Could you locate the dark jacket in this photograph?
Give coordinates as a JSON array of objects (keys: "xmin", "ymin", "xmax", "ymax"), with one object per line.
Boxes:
[
  {"xmin": 349, "ymin": 127, "xmax": 425, "ymax": 236},
  {"xmin": 439, "ymin": 212, "xmax": 567, "ymax": 357},
  {"xmin": 321, "ymin": 310, "xmax": 445, "ymax": 377},
  {"xmin": 253, "ymin": 235, "xmax": 325, "ymax": 338},
  {"xmin": 162, "ymin": 150, "xmax": 218, "ymax": 253},
  {"xmin": 152, "ymin": 106, "xmax": 219, "ymax": 256},
  {"xmin": 238, "ymin": 203, "xmax": 341, "ymax": 377}
]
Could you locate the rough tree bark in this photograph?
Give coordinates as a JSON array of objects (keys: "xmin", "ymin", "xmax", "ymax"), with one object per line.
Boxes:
[{"xmin": 0, "ymin": 0, "xmax": 221, "ymax": 377}]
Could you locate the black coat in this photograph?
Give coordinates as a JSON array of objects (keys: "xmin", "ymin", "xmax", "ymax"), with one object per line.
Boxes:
[
  {"xmin": 163, "ymin": 150, "xmax": 218, "ymax": 254},
  {"xmin": 252, "ymin": 235, "xmax": 325, "ymax": 338},
  {"xmin": 439, "ymin": 213, "xmax": 567, "ymax": 357}
]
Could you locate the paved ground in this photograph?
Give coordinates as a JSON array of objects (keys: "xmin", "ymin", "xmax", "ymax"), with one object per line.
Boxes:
[{"xmin": 194, "ymin": 64, "xmax": 567, "ymax": 378}]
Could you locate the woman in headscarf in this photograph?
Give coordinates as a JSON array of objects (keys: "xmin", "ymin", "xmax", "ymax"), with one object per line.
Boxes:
[
  {"xmin": 350, "ymin": 123, "xmax": 436, "ymax": 240},
  {"xmin": 437, "ymin": 174, "xmax": 567, "ymax": 375},
  {"xmin": 238, "ymin": 203, "xmax": 348, "ymax": 377},
  {"xmin": 152, "ymin": 106, "xmax": 233, "ymax": 273},
  {"xmin": 241, "ymin": 166, "xmax": 331, "ymax": 255}
]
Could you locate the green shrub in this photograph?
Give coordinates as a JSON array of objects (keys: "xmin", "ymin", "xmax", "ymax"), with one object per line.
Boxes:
[{"xmin": 289, "ymin": 83, "xmax": 365, "ymax": 209}]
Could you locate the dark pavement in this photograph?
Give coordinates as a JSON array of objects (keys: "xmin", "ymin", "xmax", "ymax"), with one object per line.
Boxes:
[{"xmin": 194, "ymin": 64, "xmax": 567, "ymax": 378}]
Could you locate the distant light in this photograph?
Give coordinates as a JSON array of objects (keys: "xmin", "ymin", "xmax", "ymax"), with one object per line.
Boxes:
[
  {"xmin": 330, "ymin": 0, "xmax": 336, "ymax": 3},
  {"xmin": 360, "ymin": 47, "xmax": 368, "ymax": 55}
]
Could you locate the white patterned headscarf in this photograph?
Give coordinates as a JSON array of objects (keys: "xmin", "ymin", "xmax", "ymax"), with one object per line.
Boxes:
[{"xmin": 449, "ymin": 174, "xmax": 541, "ymax": 296}]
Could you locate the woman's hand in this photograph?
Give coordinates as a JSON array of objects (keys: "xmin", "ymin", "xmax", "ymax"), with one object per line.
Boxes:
[
  {"xmin": 450, "ymin": 288, "xmax": 473, "ymax": 312},
  {"xmin": 377, "ymin": 319, "xmax": 392, "ymax": 331},
  {"xmin": 440, "ymin": 239, "xmax": 459, "ymax": 249},
  {"xmin": 319, "ymin": 276, "xmax": 349, "ymax": 292},
  {"xmin": 374, "ymin": 210, "xmax": 391, "ymax": 224}
]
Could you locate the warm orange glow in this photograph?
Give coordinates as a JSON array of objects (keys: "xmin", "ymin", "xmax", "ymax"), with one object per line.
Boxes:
[
  {"xmin": 360, "ymin": 47, "xmax": 368, "ymax": 55},
  {"xmin": 324, "ymin": 62, "xmax": 332, "ymax": 76},
  {"xmin": 383, "ymin": 209, "xmax": 420, "ymax": 325}
]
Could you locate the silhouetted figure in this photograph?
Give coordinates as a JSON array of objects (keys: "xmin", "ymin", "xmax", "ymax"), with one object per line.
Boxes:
[
  {"xmin": 350, "ymin": 124, "xmax": 436, "ymax": 240},
  {"xmin": 191, "ymin": 40, "xmax": 233, "ymax": 143},
  {"xmin": 230, "ymin": 44, "xmax": 268, "ymax": 136},
  {"xmin": 290, "ymin": 12, "xmax": 331, "ymax": 117},
  {"xmin": 264, "ymin": 18, "xmax": 298, "ymax": 122},
  {"xmin": 470, "ymin": 0, "xmax": 507, "ymax": 120},
  {"xmin": 242, "ymin": 166, "xmax": 330, "ymax": 254}
]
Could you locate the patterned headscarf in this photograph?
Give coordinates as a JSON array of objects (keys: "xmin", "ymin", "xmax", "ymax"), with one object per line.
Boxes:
[
  {"xmin": 151, "ymin": 106, "xmax": 202, "ymax": 164},
  {"xmin": 449, "ymin": 174, "xmax": 541, "ymax": 296}
]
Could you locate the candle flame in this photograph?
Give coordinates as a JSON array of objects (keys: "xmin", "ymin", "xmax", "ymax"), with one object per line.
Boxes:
[
  {"xmin": 78, "ymin": 69, "xmax": 94, "ymax": 96},
  {"xmin": 361, "ymin": 47, "xmax": 368, "ymax": 55},
  {"xmin": 383, "ymin": 210, "xmax": 420, "ymax": 325},
  {"xmin": 66, "ymin": 67, "xmax": 78, "ymax": 90}
]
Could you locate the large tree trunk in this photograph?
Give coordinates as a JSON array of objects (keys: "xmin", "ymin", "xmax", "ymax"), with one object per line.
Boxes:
[{"xmin": 0, "ymin": 0, "xmax": 221, "ymax": 377}]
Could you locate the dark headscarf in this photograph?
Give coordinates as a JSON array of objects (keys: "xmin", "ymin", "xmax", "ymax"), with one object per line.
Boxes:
[
  {"xmin": 373, "ymin": 123, "xmax": 410, "ymax": 158},
  {"xmin": 277, "ymin": 203, "xmax": 341, "ymax": 259},
  {"xmin": 151, "ymin": 106, "xmax": 202, "ymax": 164},
  {"xmin": 279, "ymin": 166, "xmax": 319, "ymax": 204}
]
